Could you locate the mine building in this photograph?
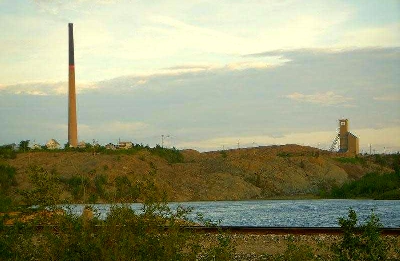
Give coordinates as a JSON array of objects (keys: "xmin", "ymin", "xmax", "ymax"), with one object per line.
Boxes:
[{"xmin": 338, "ymin": 119, "xmax": 359, "ymax": 155}]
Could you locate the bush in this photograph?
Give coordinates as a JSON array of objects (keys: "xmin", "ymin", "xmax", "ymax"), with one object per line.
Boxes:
[
  {"xmin": 19, "ymin": 165, "xmax": 62, "ymax": 207},
  {"xmin": 114, "ymin": 175, "xmax": 140, "ymax": 202},
  {"xmin": 277, "ymin": 152, "xmax": 292, "ymax": 157},
  {"xmin": 0, "ymin": 164, "xmax": 17, "ymax": 211},
  {"xmin": 334, "ymin": 157, "xmax": 366, "ymax": 165},
  {"xmin": 150, "ymin": 145, "xmax": 184, "ymax": 164},
  {"xmin": 330, "ymin": 172, "xmax": 400, "ymax": 199},
  {"xmin": 278, "ymin": 236, "xmax": 314, "ymax": 261},
  {"xmin": 332, "ymin": 208, "xmax": 388, "ymax": 261},
  {"xmin": 0, "ymin": 145, "xmax": 17, "ymax": 159},
  {"xmin": 0, "ymin": 164, "xmax": 17, "ymax": 193},
  {"xmin": 0, "ymin": 175, "xmax": 235, "ymax": 260},
  {"xmin": 66, "ymin": 175, "xmax": 90, "ymax": 200}
]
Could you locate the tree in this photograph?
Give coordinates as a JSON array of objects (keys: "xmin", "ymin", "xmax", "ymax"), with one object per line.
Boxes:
[{"xmin": 19, "ymin": 140, "xmax": 30, "ymax": 152}]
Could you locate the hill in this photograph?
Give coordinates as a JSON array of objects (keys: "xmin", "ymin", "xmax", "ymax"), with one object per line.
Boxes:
[{"xmin": 1, "ymin": 144, "xmax": 395, "ymax": 204}]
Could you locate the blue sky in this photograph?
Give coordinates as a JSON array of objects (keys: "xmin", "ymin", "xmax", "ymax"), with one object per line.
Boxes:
[{"xmin": 0, "ymin": 0, "xmax": 399, "ymax": 152}]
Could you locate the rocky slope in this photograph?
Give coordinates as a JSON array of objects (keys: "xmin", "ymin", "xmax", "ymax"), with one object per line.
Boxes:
[{"xmin": 3, "ymin": 145, "xmax": 392, "ymax": 202}]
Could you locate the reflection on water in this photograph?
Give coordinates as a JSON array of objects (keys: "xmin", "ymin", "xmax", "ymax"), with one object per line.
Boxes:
[{"xmin": 63, "ymin": 199, "xmax": 400, "ymax": 228}]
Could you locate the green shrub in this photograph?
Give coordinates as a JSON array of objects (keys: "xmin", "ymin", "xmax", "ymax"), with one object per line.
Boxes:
[
  {"xmin": 0, "ymin": 164, "xmax": 17, "ymax": 193},
  {"xmin": 0, "ymin": 173, "xmax": 236, "ymax": 261},
  {"xmin": 66, "ymin": 175, "xmax": 90, "ymax": 200},
  {"xmin": 220, "ymin": 150, "xmax": 228, "ymax": 158},
  {"xmin": 19, "ymin": 165, "xmax": 62, "ymax": 207},
  {"xmin": 277, "ymin": 236, "xmax": 314, "ymax": 261},
  {"xmin": 335, "ymin": 156, "xmax": 366, "ymax": 164},
  {"xmin": 94, "ymin": 174, "xmax": 107, "ymax": 198},
  {"xmin": 150, "ymin": 145, "xmax": 184, "ymax": 164},
  {"xmin": 332, "ymin": 208, "xmax": 388, "ymax": 261},
  {"xmin": 330, "ymin": 172, "xmax": 400, "ymax": 199},
  {"xmin": 0, "ymin": 145, "xmax": 17, "ymax": 159},
  {"xmin": 277, "ymin": 152, "xmax": 292, "ymax": 157},
  {"xmin": 114, "ymin": 175, "xmax": 140, "ymax": 202}
]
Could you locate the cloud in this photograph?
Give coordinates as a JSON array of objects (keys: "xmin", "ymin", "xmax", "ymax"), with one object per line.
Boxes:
[
  {"xmin": 0, "ymin": 81, "xmax": 98, "ymax": 96},
  {"xmin": 176, "ymin": 126, "xmax": 400, "ymax": 152},
  {"xmin": 338, "ymin": 23, "xmax": 400, "ymax": 48},
  {"xmin": 285, "ymin": 92, "xmax": 353, "ymax": 106},
  {"xmin": 1, "ymin": 47, "xmax": 398, "ymax": 149},
  {"xmin": 176, "ymin": 131, "xmax": 334, "ymax": 151},
  {"xmin": 106, "ymin": 121, "xmax": 148, "ymax": 132},
  {"xmin": 226, "ymin": 61, "xmax": 273, "ymax": 70},
  {"xmin": 32, "ymin": 0, "xmax": 117, "ymax": 14},
  {"xmin": 373, "ymin": 94, "xmax": 400, "ymax": 101},
  {"xmin": 245, "ymin": 47, "xmax": 400, "ymax": 58},
  {"xmin": 81, "ymin": 121, "xmax": 149, "ymax": 135}
]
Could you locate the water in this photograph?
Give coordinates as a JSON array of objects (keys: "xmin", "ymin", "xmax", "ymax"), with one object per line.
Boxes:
[{"xmin": 64, "ymin": 199, "xmax": 400, "ymax": 228}]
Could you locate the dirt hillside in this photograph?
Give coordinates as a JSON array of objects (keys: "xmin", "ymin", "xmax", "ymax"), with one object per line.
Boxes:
[{"xmin": 3, "ymin": 145, "xmax": 391, "ymax": 202}]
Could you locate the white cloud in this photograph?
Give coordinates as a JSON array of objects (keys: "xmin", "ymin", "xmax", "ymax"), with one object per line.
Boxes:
[
  {"xmin": 373, "ymin": 94, "xmax": 400, "ymax": 101},
  {"xmin": 339, "ymin": 23, "xmax": 400, "ymax": 48},
  {"xmin": 67, "ymin": 121, "xmax": 150, "ymax": 143},
  {"xmin": 0, "ymin": 81, "xmax": 99, "ymax": 96},
  {"xmin": 135, "ymin": 79, "xmax": 147, "ymax": 85},
  {"xmin": 81, "ymin": 121, "xmax": 148, "ymax": 135},
  {"xmin": 177, "ymin": 131, "xmax": 335, "ymax": 151},
  {"xmin": 226, "ymin": 61, "xmax": 273, "ymax": 70},
  {"xmin": 355, "ymin": 127, "xmax": 400, "ymax": 153},
  {"xmin": 107, "ymin": 121, "xmax": 148, "ymax": 132},
  {"xmin": 177, "ymin": 126, "xmax": 400, "ymax": 152},
  {"xmin": 285, "ymin": 92, "xmax": 353, "ymax": 106}
]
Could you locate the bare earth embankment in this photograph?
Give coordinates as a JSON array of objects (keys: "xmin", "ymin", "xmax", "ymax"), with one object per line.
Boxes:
[{"xmin": 3, "ymin": 144, "xmax": 393, "ymax": 203}]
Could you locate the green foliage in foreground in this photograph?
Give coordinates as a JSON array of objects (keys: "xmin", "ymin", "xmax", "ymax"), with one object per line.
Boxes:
[
  {"xmin": 1, "ymin": 166, "xmax": 235, "ymax": 260},
  {"xmin": 330, "ymin": 171, "xmax": 400, "ymax": 199},
  {"xmin": 1, "ymin": 204, "xmax": 399, "ymax": 260},
  {"xmin": 1, "ymin": 162, "xmax": 399, "ymax": 260},
  {"xmin": 0, "ymin": 204, "xmax": 235, "ymax": 261},
  {"xmin": 332, "ymin": 208, "xmax": 389, "ymax": 261}
]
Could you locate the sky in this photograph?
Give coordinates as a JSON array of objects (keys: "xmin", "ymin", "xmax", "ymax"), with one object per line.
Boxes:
[{"xmin": 0, "ymin": 0, "xmax": 399, "ymax": 153}]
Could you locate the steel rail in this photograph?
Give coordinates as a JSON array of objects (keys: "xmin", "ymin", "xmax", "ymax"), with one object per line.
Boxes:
[
  {"xmin": 181, "ymin": 226, "xmax": 400, "ymax": 235},
  {"xmin": 3, "ymin": 224, "xmax": 399, "ymax": 235}
]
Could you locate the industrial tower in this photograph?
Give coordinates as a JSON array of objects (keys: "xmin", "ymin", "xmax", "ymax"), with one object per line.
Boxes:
[
  {"xmin": 330, "ymin": 119, "xmax": 359, "ymax": 155},
  {"xmin": 68, "ymin": 23, "xmax": 78, "ymax": 147}
]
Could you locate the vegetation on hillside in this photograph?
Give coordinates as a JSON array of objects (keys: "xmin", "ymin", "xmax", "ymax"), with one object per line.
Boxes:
[
  {"xmin": 330, "ymin": 171, "xmax": 400, "ymax": 199},
  {"xmin": 63, "ymin": 143, "xmax": 184, "ymax": 164},
  {"xmin": 0, "ymin": 145, "xmax": 17, "ymax": 159},
  {"xmin": 0, "ymin": 164, "xmax": 17, "ymax": 212},
  {"xmin": 1, "ymin": 142, "xmax": 399, "ymax": 201}
]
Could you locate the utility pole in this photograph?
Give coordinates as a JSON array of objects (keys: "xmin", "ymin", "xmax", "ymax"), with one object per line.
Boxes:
[{"xmin": 92, "ymin": 139, "xmax": 98, "ymax": 155}]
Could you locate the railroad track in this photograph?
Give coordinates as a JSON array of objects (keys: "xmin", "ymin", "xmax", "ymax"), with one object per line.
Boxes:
[
  {"xmin": 181, "ymin": 226, "xmax": 400, "ymax": 235},
  {"xmin": 3, "ymin": 224, "xmax": 399, "ymax": 235}
]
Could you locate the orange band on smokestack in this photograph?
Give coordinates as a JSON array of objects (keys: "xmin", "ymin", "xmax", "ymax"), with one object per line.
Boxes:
[{"xmin": 68, "ymin": 23, "xmax": 78, "ymax": 147}]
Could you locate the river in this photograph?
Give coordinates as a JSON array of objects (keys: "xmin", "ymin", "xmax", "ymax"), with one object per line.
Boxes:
[{"xmin": 65, "ymin": 199, "xmax": 400, "ymax": 228}]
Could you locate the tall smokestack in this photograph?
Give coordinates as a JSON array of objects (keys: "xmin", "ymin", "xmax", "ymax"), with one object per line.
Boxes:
[{"xmin": 68, "ymin": 23, "xmax": 78, "ymax": 147}]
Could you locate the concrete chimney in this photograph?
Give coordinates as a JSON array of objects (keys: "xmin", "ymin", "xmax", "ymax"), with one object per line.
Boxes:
[{"xmin": 68, "ymin": 23, "xmax": 78, "ymax": 147}]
